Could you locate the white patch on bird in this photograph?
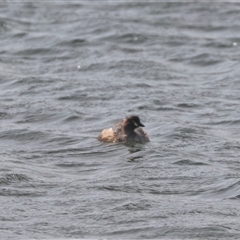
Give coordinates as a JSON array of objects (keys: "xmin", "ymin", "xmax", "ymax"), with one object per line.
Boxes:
[{"xmin": 133, "ymin": 121, "xmax": 138, "ymax": 127}]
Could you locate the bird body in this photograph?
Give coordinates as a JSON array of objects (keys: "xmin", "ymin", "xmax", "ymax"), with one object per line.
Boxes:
[{"xmin": 98, "ymin": 115, "xmax": 149, "ymax": 143}]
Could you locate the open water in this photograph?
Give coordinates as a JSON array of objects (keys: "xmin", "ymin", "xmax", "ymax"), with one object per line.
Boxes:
[{"xmin": 1, "ymin": 2, "xmax": 240, "ymax": 239}]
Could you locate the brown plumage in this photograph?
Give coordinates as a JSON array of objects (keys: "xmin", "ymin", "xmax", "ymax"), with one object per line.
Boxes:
[{"xmin": 98, "ymin": 115, "xmax": 150, "ymax": 143}]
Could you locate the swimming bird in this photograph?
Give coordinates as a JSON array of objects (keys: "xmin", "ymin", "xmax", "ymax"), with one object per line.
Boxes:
[{"xmin": 98, "ymin": 115, "xmax": 149, "ymax": 143}]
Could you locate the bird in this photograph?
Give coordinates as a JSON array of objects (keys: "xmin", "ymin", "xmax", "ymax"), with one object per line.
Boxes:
[{"xmin": 98, "ymin": 115, "xmax": 149, "ymax": 143}]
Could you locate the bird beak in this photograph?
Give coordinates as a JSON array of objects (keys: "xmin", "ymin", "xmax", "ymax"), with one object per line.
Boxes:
[{"xmin": 139, "ymin": 122, "xmax": 145, "ymax": 127}]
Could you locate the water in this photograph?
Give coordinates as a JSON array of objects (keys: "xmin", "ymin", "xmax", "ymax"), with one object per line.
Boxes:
[{"xmin": 1, "ymin": 2, "xmax": 240, "ymax": 239}]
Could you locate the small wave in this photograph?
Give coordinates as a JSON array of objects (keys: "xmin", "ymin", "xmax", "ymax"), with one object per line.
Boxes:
[
  {"xmin": 0, "ymin": 188, "xmax": 44, "ymax": 197},
  {"xmin": 62, "ymin": 115, "xmax": 81, "ymax": 123},
  {"xmin": 0, "ymin": 173, "xmax": 30, "ymax": 185},
  {"xmin": 199, "ymin": 179, "xmax": 240, "ymax": 200},
  {"xmin": 103, "ymin": 33, "xmax": 148, "ymax": 45},
  {"xmin": 0, "ymin": 128, "xmax": 48, "ymax": 142},
  {"xmin": 174, "ymin": 159, "xmax": 208, "ymax": 166},
  {"xmin": 187, "ymin": 53, "xmax": 224, "ymax": 67},
  {"xmin": 207, "ymin": 119, "xmax": 240, "ymax": 126},
  {"xmin": 177, "ymin": 103, "xmax": 202, "ymax": 108},
  {"xmin": 14, "ymin": 47, "xmax": 57, "ymax": 56},
  {"xmin": 57, "ymin": 38, "xmax": 87, "ymax": 47}
]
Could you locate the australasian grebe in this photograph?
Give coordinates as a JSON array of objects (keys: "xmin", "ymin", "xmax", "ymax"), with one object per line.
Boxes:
[{"xmin": 98, "ymin": 115, "xmax": 149, "ymax": 143}]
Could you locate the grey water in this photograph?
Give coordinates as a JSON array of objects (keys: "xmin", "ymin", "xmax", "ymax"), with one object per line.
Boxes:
[{"xmin": 1, "ymin": 2, "xmax": 240, "ymax": 239}]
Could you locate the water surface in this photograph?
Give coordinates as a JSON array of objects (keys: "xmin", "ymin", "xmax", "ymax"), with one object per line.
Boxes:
[{"xmin": 1, "ymin": 2, "xmax": 240, "ymax": 239}]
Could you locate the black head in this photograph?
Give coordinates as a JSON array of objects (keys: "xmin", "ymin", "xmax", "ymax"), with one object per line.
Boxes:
[{"xmin": 126, "ymin": 115, "xmax": 145, "ymax": 129}]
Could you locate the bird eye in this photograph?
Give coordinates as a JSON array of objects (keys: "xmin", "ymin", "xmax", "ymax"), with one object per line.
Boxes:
[{"xmin": 133, "ymin": 121, "xmax": 138, "ymax": 127}]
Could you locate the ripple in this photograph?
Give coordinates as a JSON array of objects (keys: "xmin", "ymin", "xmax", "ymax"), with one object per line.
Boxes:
[
  {"xmin": 0, "ymin": 128, "xmax": 48, "ymax": 142},
  {"xmin": 0, "ymin": 173, "xmax": 30, "ymax": 185},
  {"xmin": 177, "ymin": 103, "xmax": 202, "ymax": 108},
  {"xmin": 174, "ymin": 159, "xmax": 208, "ymax": 166},
  {"xmin": 199, "ymin": 179, "xmax": 240, "ymax": 200},
  {"xmin": 57, "ymin": 38, "xmax": 87, "ymax": 47},
  {"xmin": 14, "ymin": 47, "xmax": 57, "ymax": 56},
  {"xmin": 0, "ymin": 188, "xmax": 45, "ymax": 197},
  {"xmin": 187, "ymin": 53, "xmax": 224, "ymax": 67},
  {"xmin": 62, "ymin": 115, "xmax": 81, "ymax": 123},
  {"xmin": 103, "ymin": 33, "xmax": 148, "ymax": 44}
]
